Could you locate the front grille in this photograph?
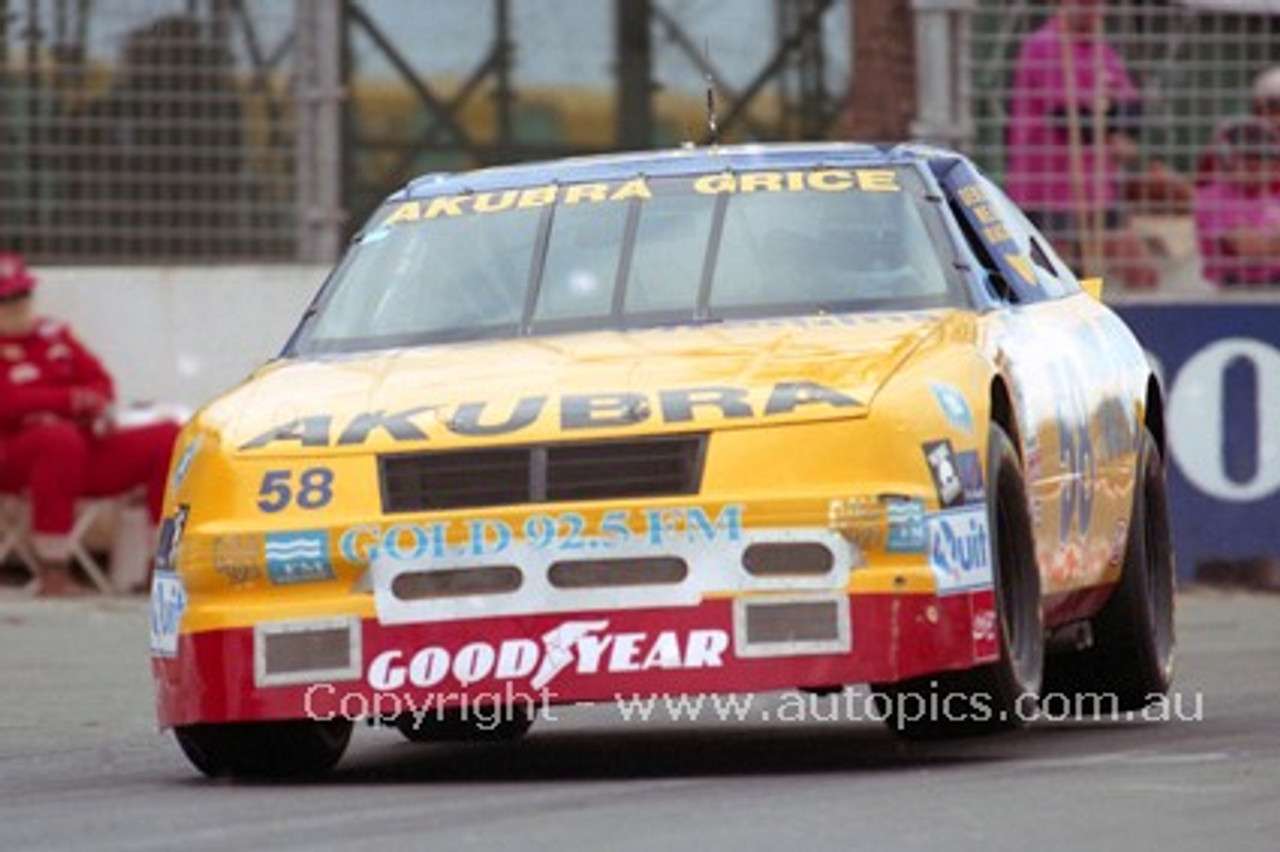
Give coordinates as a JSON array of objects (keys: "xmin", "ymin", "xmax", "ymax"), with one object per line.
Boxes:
[{"xmin": 380, "ymin": 435, "xmax": 706, "ymax": 513}]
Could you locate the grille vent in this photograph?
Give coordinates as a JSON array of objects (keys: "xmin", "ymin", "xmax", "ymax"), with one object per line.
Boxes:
[{"xmin": 380, "ymin": 435, "xmax": 705, "ymax": 513}]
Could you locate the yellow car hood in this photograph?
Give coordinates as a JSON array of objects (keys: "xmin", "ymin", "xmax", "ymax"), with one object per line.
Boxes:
[{"xmin": 216, "ymin": 313, "xmax": 950, "ymax": 454}]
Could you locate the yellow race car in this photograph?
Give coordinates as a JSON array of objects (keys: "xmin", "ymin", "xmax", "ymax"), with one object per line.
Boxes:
[{"xmin": 152, "ymin": 143, "xmax": 1174, "ymax": 777}]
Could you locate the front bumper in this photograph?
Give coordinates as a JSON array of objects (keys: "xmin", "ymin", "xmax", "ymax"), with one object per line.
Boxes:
[{"xmin": 153, "ymin": 588, "xmax": 999, "ymax": 727}]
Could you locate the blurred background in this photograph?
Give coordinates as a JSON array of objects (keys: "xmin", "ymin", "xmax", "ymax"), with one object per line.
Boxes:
[
  {"xmin": 1, "ymin": 0, "xmax": 1276, "ymax": 265},
  {"xmin": 1, "ymin": 0, "xmax": 1277, "ymax": 582}
]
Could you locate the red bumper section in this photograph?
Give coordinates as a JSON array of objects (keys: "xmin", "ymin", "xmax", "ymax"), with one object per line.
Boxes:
[{"xmin": 154, "ymin": 591, "xmax": 999, "ymax": 728}]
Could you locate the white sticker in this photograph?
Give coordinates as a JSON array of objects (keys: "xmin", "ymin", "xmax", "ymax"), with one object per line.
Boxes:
[
  {"xmin": 928, "ymin": 506, "xmax": 994, "ymax": 594},
  {"xmin": 367, "ymin": 520, "xmax": 854, "ymax": 626},
  {"xmin": 149, "ymin": 571, "xmax": 188, "ymax": 657}
]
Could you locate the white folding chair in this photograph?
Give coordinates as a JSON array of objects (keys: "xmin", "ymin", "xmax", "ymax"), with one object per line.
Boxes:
[
  {"xmin": 0, "ymin": 493, "xmax": 117, "ymax": 595},
  {"xmin": 0, "ymin": 494, "xmax": 40, "ymax": 595}
]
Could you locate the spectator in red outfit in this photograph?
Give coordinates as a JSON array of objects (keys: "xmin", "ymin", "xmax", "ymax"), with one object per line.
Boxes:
[{"xmin": 0, "ymin": 253, "xmax": 181, "ymax": 595}]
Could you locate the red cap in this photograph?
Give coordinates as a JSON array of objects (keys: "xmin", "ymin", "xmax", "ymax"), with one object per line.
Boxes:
[{"xmin": 0, "ymin": 253, "xmax": 35, "ymax": 301}]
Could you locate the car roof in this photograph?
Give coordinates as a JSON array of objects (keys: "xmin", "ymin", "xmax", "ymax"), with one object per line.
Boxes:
[{"xmin": 395, "ymin": 142, "xmax": 968, "ymax": 200}]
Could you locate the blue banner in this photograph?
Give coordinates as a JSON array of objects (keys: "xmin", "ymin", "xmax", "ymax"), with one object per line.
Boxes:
[{"xmin": 1114, "ymin": 302, "xmax": 1280, "ymax": 581}]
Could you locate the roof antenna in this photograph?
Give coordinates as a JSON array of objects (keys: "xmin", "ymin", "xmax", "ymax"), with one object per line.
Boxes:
[{"xmin": 703, "ymin": 39, "xmax": 719, "ymax": 146}]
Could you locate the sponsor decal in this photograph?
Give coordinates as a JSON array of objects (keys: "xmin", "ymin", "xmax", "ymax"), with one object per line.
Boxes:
[
  {"xmin": 1049, "ymin": 358, "xmax": 1097, "ymax": 545},
  {"xmin": 239, "ymin": 381, "xmax": 860, "ymax": 449},
  {"xmin": 381, "ymin": 179, "xmax": 653, "ymax": 227},
  {"xmin": 828, "ymin": 496, "xmax": 884, "ymax": 550},
  {"xmin": 154, "ymin": 505, "xmax": 189, "ymax": 574},
  {"xmin": 928, "ymin": 505, "xmax": 994, "ymax": 594},
  {"xmin": 212, "ymin": 534, "xmax": 263, "ymax": 586},
  {"xmin": 955, "ymin": 450, "xmax": 985, "ymax": 505},
  {"xmin": 829, "ymin": 495, "xmax": 927, "ymax": 554},
  {"xmin": 692, "ymin": 168, "xmax": 900, "ymax": 195},
  {"xmin": 954, "ymin": 182, "xmax": 1033, "ymax": 285},
  {"xmin": 367, "ymin": 619, "xmax": 730, "ymax": 691},
  {"xmin": 169, "ymin": 436, "xmax": 201, "ymax": 492},
  {"xmin": 376, "ymin": 170, "xmax": 902, "ymax": 230},
  {"xmin": 265, "ymin": 530, "xmax": 336, "ymax": 585},
  {"xmin": 149, "ymin": 571, "xmax": 187, "ymax": 657},
  {"xmin": 930, "ymin": 383, "xmax": 974, "ymax": 435},
  {"xmin": 923, "ymin": 439, "xmax": 964, "ymax": 507},
  {"xmin": 884, "ymin": 497, "xmax": 927, "ymax": 553},
  {"xmin": 256, "ymin": 467, "xmax": 335, "ymax": 513},
  {"xmin": 971, "ymin": 606, "xmax": 999, "ymax": 661},
  {"xmin": 365, "ymin": 510, "xmax": 854, "ymax": 625},
  {"xmin": 341, "ymin": 505, "xmax": 744, "ymax": 565}
]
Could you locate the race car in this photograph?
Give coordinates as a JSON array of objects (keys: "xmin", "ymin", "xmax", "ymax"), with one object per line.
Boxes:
[{"xmin": 152, "ymin": 142, "xmax": 1175, "ymax": 778}]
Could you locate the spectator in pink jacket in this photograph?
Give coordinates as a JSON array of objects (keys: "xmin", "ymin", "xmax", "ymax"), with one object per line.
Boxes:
[
  {"xmin": 1193, "ymin": 116, "xmax": 1280, "ymax": 288},
  {"xmin": 1006, "ymin": 0, "xmax": 1158, "ymax": 289}
]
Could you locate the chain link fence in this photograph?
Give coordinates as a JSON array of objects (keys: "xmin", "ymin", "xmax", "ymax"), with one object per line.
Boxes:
[
  {"xmin": 965, "ymin": 0, "xmax": 1280, "ymax": 290},
  {"xmin": 5, "ymin": 0, "xmax": 1279, "ymax": 284},
  {"xmin": 0, "ymin": 0, "xmax": 296, "ymax": 262},
  {"xmin": 1, "ymin": 0, "xmax": 852, "ymax": 264}
]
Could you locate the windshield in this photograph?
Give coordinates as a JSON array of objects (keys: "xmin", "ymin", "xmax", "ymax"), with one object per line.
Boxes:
[{"xmin": 291, "ymin": 166, "xmax": 963, "ymax": 354}]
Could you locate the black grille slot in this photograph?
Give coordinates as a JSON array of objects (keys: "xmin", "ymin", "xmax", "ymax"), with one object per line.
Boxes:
[
  {"xmin": 380, "ymin": 435, "xmax": 705, "ymax": 513},
  {"xmin": 546, "ymin": 436, "xmax": 702, "ymax": 502},
  {"xmin": 381, "ymin": 447, "xmax": 529, "ymax": 512}
]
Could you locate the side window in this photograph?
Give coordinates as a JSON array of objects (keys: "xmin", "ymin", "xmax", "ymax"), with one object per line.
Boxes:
[
  {"xmin": 980, "ymin": 178, "xmax": 1082, "ymax": 300},
  {"xmin": 947, "ymin": 198, "xmax": 1010, "ymax": 301},
  {"xmin": 941, "ymin": 165, "xmax": 1046, "ymax": 304}
]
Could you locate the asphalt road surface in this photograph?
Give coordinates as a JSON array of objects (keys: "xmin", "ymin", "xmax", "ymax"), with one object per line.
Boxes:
[{"xmin": 1, "ymin": 588, "xmax": 1276, "ymax": 852}]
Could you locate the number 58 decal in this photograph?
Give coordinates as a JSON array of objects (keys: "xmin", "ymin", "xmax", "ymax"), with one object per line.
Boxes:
[{"xmin": 257, "ymin": 467, "xmax": 335, "ymax": 513}]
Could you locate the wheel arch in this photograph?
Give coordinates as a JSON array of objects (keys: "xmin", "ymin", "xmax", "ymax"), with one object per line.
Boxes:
[
  {"xmin": 989, "ymin": 377, "xmax": 1021, "ymax": 461},
  {"xmin": 1144, "ymin": 375, "xmax": 1166, "ymax": 459}
]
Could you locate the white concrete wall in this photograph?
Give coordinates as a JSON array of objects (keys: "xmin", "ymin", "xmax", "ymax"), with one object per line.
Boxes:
[{"xmin": 34, "ymin": 265, "xmax": 330, "ymax": 413}]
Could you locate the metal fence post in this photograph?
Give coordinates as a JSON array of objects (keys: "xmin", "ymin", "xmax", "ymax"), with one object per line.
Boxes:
[
  {"xmin": 295, "ymin": 0, "xmax": 346, "ymax": 264},
  {"xmin": 911, "ymin": 0, "xmax": 974, "ymax": 148},
  {"xmin": 615, "ymin": 0, "xmax": 654, "ymax": 151}
]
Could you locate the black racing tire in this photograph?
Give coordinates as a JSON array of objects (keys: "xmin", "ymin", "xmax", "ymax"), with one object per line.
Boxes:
[
  {"xmin": 396, "ymin": 705, "xmax": 534, "ymax": 744},
  {"xmin": 1044, "ymin": 426, "xmax": 1175, "ymax": 712},
  {"xmin": 175, "ymin": 718, "xmax": 353, "ymax": 779},
  {"xmin": 874, "ymin": 422, "xmax": 1044, "ymax": 739}
]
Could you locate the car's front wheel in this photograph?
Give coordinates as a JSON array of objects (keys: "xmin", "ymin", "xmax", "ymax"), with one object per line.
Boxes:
[
  {"xmin": 874, "ymin": 422, "xmax": 1044, "ymax": 739},
  {"xmin": 175, "ymin": 718, "xmax": 353, "ymax": 779}
]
